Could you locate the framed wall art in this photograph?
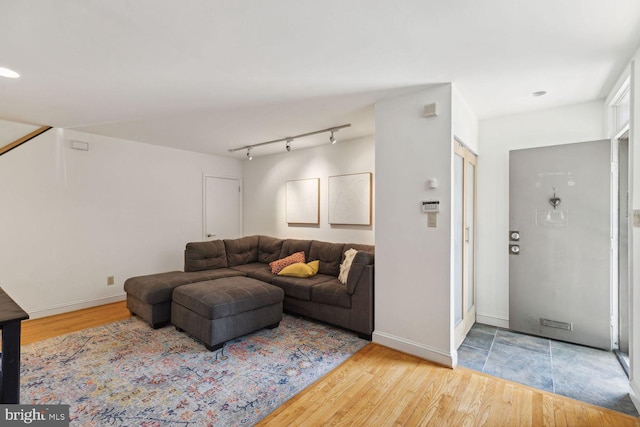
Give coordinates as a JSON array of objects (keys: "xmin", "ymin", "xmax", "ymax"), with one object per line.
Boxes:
[
  {"xmin": 285, "ymin": 178, "xmax": 320, "ymax": 224},
  {"xmin": 328, "ymin": 172, "xmax": 372, "ymax": 225}
]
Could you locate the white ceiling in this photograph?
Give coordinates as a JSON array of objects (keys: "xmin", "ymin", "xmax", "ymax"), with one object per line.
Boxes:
[{"xmin": 1, "ymin": 0, "xmax": 639, "ymax": 159}]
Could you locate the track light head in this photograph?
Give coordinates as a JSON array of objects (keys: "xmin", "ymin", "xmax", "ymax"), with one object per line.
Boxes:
[{"xmin": 228, "ymin": 124, "xmax": 350, "ymax": 155}]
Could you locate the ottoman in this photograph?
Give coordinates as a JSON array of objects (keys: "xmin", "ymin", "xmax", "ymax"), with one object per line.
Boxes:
[
  {"xmin": 171, "ymin": 277, "xmax": 285, "ymax": 351},
  {"xmin": 124, "ymin": 269, "xmax": 246, "ymax": 329}
]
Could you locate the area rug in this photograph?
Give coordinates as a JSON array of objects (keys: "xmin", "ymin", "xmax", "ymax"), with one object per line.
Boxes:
[{"xmin": 20, "ymin": 314, "xmax": 367, "ymax": 426}]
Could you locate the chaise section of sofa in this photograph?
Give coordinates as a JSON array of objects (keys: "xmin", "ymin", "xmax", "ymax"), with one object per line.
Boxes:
[{"xmin": 125, "ymin": 239, "xmax": 245, "ymax": 328}]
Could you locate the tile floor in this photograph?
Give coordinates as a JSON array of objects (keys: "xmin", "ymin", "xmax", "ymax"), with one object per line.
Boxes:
[{"xmin": 458, "ymin": 323, "xmax": 639, "ymax": 417}]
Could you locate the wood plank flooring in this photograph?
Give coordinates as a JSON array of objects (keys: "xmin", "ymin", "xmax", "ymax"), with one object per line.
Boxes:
[
  {"xmin": 20, "ymin": 300, "xmax": 131, "ymax": 345},
  {"xmin": 260, "ymin": 344, "xmax": 640, "ymax": 426},
  {"xmin": 18, "ymin": 302, "xmax": 640, "ymax": 426}
]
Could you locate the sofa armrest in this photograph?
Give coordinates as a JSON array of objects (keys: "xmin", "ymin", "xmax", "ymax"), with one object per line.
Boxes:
[
  {"xmin": 348, "ymin": 263, "xmax": 374, "ymax": 335},
  {"xmin": 345, "ymin": 251, "xmax": 374, "ymax": 295}
]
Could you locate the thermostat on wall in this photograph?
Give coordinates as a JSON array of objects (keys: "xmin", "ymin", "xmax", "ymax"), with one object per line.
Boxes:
[{"xmin": 421, "ymin": 200, "xmax": 440, "ymax": 213}]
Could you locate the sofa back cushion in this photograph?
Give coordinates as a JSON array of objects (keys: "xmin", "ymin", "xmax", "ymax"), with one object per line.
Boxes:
[
  {"xmin": 184, "ymin": 240, "xmax": 228, "ymax": 272},
  {"xmin": 344, "ymin": 243, "xmax": 375, "ymax": 258},
  {"xmin": 258, "ymin": 236, "xmax": 284, "ymax": 263},
  {"xmin": 279, "ymin": 239, "xmax": 312, "ymax": 259},
  {"xmin": 309, "ymin": 240, "xmax": 345, "ymax": 277},
  {"xmin": 224, "ymin": 235, "xmax": 259, "ymax": 267}
]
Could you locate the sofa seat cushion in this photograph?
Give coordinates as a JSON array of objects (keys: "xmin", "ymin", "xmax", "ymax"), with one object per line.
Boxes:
[
  {"xmin": 124, "ymin": 269, "xmax": 246, "ymax": 305},
  {"xmin": 229, "ymin": 263, "xmax": 275, "ymax": 282},
  {"xmin": 311, "ymin": 280, "xmax": 352, "ymax": 308},
  {"xmin": 172, "ymin": 277, "xmax": 284, "ymax": 320},
  {"xmin": 229, "ymin": 262, "xmax": 266, "ymax": 274},
  {"xmin": 271, "ymin": 273, "xmax": 334, "ymax": 301}
]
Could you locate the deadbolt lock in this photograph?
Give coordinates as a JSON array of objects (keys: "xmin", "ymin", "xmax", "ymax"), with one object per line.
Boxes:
[{"xmin": 510, "ymin": 230, "xmax": 520, "ymax": 241}]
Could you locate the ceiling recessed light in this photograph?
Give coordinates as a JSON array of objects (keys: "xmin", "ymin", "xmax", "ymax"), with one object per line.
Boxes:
[
  {"xmin": 0, "ymin": 67, "xmax": 20, "ymax": 78},
  {"xmin": 531, "ymin": 90, "xmax": 547, "ymax": 97}
]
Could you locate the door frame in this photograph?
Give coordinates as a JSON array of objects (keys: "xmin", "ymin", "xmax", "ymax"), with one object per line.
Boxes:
[
  {"xmin": 613, "ymin": 127, "xmax": 630, "ymax": 353},
  {"xmin": 454, "ymin": 139, "xmax": 478, "ymax": 348},
  {"xmin": 202, "ymin": 174, "xmax": 243, "ymax": 241}
]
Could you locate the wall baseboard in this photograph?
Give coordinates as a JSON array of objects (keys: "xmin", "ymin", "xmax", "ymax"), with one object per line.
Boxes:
[
  {"xmin": 373, "ymin": 330, "xmax": 454, "ymax": 367},
  {"xmin": 476, "ymin": 312, "xmax": 509, "ymax": 329},
  {"xmin": 27, "ymin": 294, "xmax": 126, "ymax": 320},
  {"xmin": 630, "ymin": 380, "xmax": 640, "ymax": 414}
]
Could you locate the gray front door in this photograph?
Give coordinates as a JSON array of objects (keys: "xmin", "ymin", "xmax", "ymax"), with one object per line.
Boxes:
[{"xmin": 509, "ymin": 140, "xmax": 612, "ymax": 350}]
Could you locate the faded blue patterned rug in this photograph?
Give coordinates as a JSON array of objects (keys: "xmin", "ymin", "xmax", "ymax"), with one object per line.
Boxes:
[{"xmin": 20, "ymin": 315, "xmax": 367, "ymax": 426}]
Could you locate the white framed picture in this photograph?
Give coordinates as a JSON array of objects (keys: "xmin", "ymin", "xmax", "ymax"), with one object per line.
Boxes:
[
  {"xmin": 328, "ymin": 172, "xmax": 372, "ymax": 225},
  {"xmin": 286, "ymin": 178, "xmax": 320, "ymax": 224}
]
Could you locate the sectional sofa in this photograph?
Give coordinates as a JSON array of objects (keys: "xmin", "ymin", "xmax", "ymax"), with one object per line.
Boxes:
[{"xmin": 124, "ymin": 235, "xmax": 375, "ymax": 342}]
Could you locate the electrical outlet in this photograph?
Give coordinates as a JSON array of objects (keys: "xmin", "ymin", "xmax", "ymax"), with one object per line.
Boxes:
[{"xmin": 107, "ymin": 276, "xmax": 115, "ymax": 286}]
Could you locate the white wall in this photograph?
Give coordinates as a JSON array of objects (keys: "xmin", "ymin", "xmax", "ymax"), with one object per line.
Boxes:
[
  {"xmin": 0, "ymin": 125, "xmax": 242, "ymax": 318},
  {"xmin": 476, "ymin": 101, "xmax": 606, "ymax": 327},
  {"xmin": 374, "ymin": 84, "xmax": 455, "ymax": 366},
  {"xmin": 0, "ymin": 119, "xmax": 39, "ymax": 147},
  {"xmin": 243, "ymin": 135, "xmax": 374, "ymax": 244},
  {"xmin": 452, "ymin": 86, "xmax": 479, "ymax": 152}
]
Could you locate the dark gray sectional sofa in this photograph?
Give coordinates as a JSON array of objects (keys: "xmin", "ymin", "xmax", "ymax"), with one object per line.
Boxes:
[{"xmin": 124, "ymin": 235, "xmax": 375, "ymax": 339}]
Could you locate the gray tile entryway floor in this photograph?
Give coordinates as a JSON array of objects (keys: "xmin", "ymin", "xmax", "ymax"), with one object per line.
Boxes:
[{"xmin": 458, "ymin": 323, "xmax": 639, "ymax": 417}]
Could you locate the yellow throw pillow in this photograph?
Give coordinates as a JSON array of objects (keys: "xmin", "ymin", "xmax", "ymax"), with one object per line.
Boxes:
[
  {"xmin": 278, "ymin": 260, "xmax": 319, "ymax": 278},
  {"xmin": 307, "ymin": 260, "xmax": 319, "ymax": 275}
]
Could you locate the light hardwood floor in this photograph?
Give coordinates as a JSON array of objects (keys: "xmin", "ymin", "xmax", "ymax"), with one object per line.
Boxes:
[
  {"xmin": 21, "ymin": 302, "xmax": 640, "ymax": 426},
  {"xmin": 20, "ymin": 300, "xmax": 132, "ymax": 345}
]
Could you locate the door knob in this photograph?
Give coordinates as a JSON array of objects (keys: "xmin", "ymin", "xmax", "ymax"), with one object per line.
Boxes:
[
  {"xmin": 509, "ymin": 244, "xmax": 520, "ymax": 255},
  {"xmin": 510, "ymin": 231, "xmax": 520, "ymax": 241},
  {"xmin": 207, "ymin": 234, "xmax": 216, "ymax": 238}
]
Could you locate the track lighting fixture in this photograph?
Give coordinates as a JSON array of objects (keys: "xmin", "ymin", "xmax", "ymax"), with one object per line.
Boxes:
[{"xmin": 229, "ymin": 124, "xmax": 350, "ymax": 159}]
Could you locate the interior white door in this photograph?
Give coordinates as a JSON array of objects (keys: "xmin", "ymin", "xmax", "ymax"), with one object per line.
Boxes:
[
  {"xmin": 509, "ymin": 140, "xmax": 612, "ymax": 350},
  {"xmin": 204, "ymin": 176, "xmax": 241, "ymax": 240}
]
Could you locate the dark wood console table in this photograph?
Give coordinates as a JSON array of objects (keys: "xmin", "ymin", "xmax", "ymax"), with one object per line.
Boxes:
[{"xmin": 0, "ymin": 287, "xmax": 29, "ymax": 403}]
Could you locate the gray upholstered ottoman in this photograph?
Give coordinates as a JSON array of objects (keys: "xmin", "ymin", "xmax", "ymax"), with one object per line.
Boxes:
[
  {"xmin": 124, "ymin": 269, "xmax": 246, "ymax": 329},
  {"xmin": 171, "ymin": 277, "xmax": 284, "ymax": 351}
]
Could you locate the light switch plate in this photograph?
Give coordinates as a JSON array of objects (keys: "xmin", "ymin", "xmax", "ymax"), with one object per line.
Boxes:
[
  {"xmin": 427, "ymin": 212, "xmax": 437, "ymax": 227},
  {"xmin": 634, "ymin": 210, "xmax": 640, "ymax": 228}
]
